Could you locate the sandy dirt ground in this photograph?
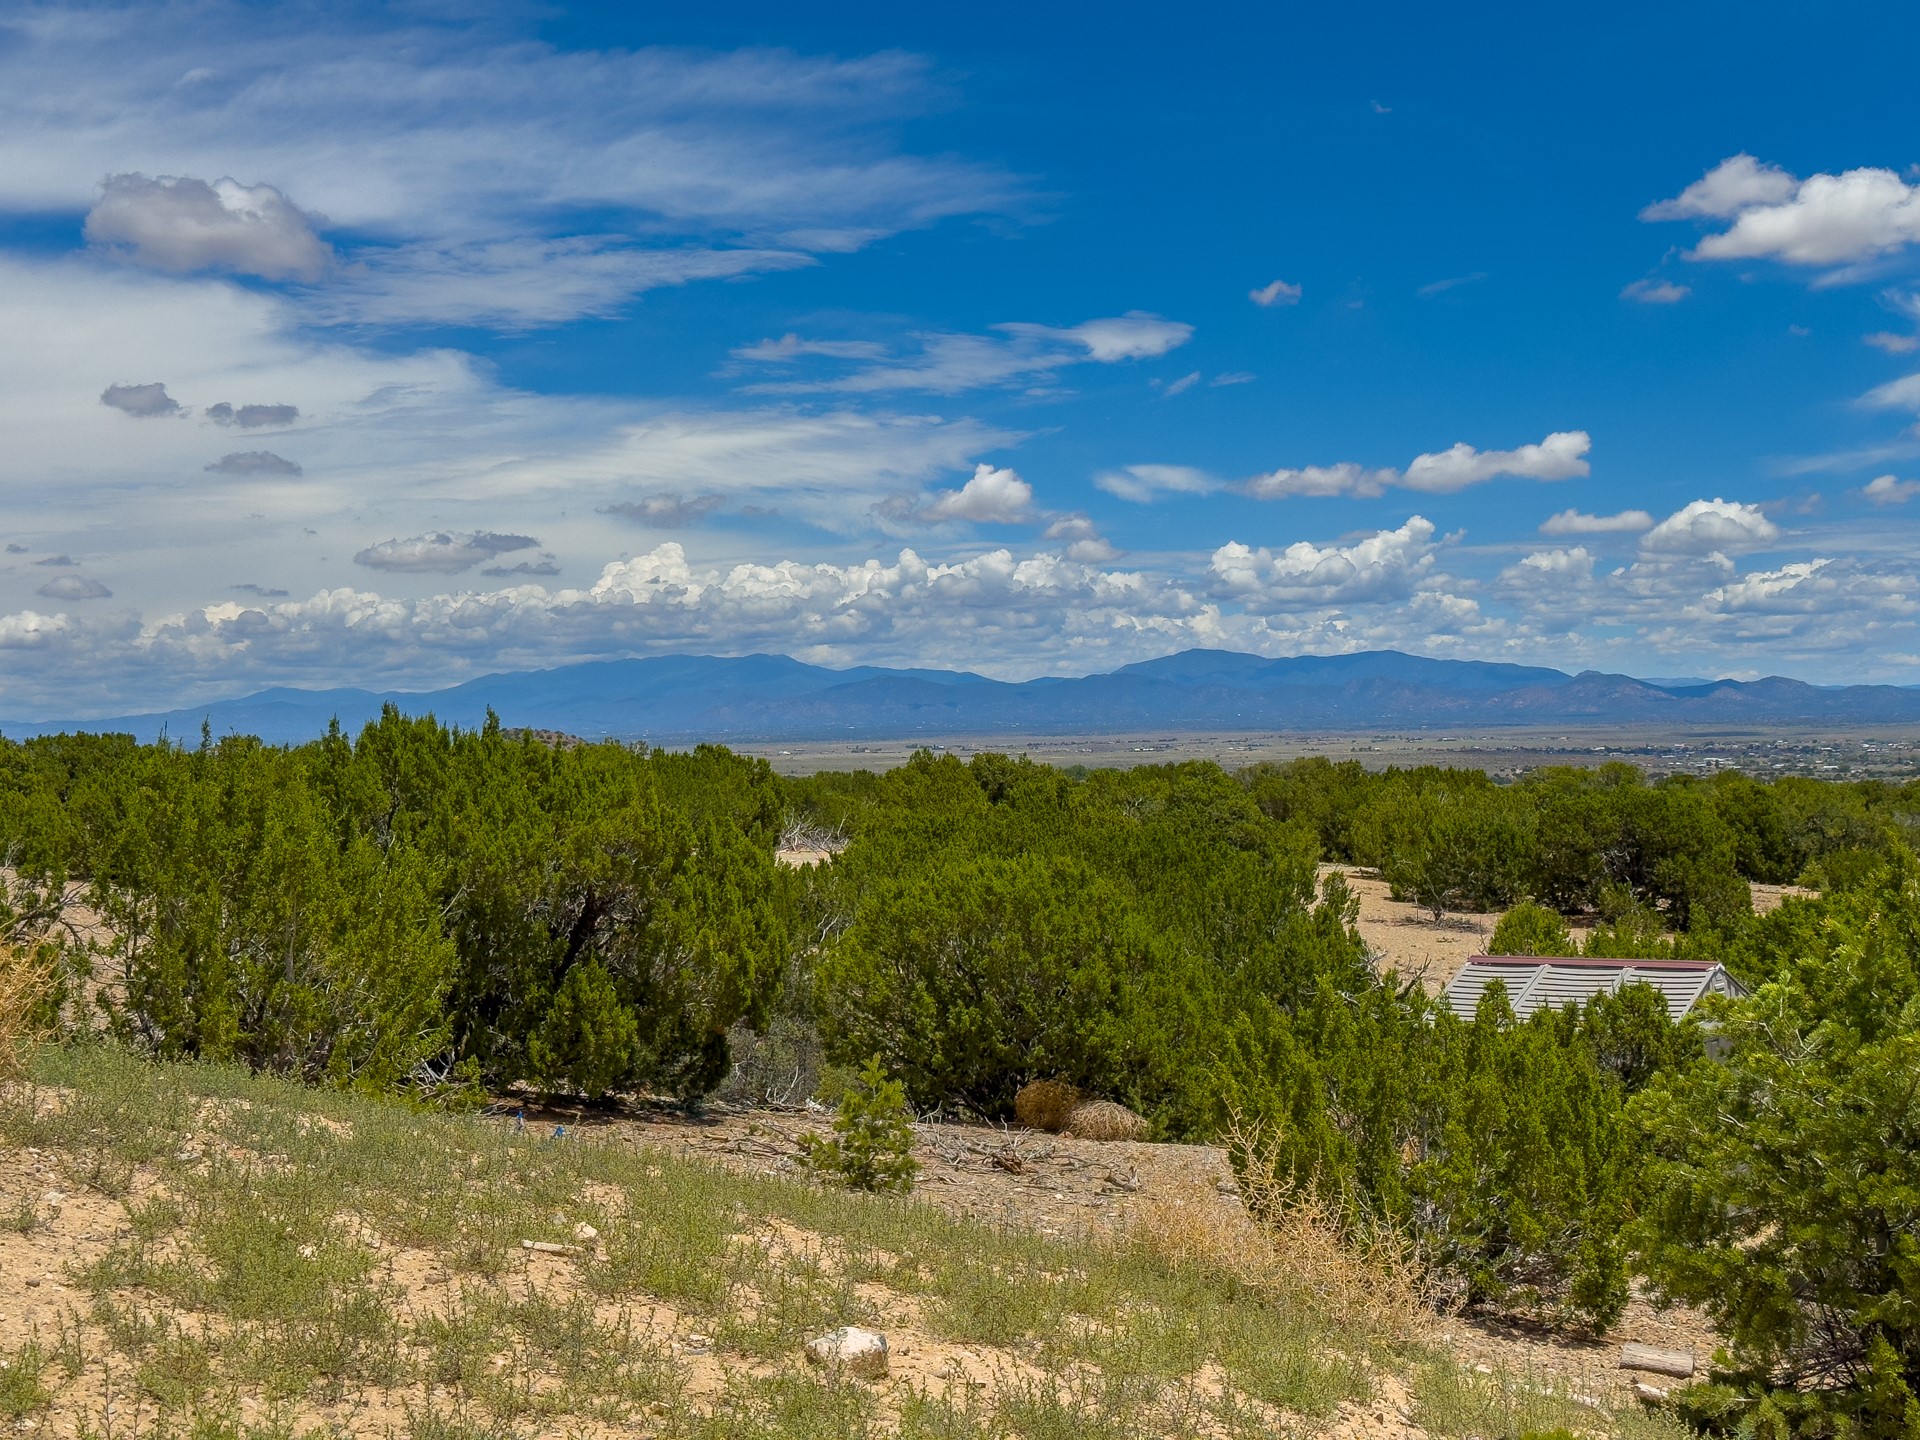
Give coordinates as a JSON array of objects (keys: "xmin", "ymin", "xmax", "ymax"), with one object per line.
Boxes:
[
  {"xmin": 0, "ymin": 1087, "xmax": 1721, "ymax": 1438},
  {"xmin": 507, "ymin": 1097, "xmax": 1724, "ymax": 1415}
]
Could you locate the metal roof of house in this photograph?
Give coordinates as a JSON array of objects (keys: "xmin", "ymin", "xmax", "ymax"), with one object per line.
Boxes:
[{"xmin": 1440, "ymin": 955, "xmax": 1749, "ymax": 1023}]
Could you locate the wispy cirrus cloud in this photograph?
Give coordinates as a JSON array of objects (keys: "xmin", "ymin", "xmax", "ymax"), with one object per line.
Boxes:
[
  {"xmin": 1094, "ymin": 464, "xmax": 1220, "ymax": 503},
  {"xmin": 0, "ymin": 8, "xmax": 1026, "ymax": 328},
  {"xmin": 599, "ymin": 494, "xmax": 729, "ymax": 529},
  {"xmin": 1863, "ymin": 474, "xmax": 1920, "ymax": 505},
  {"xmin": 1622, "ymin": 278, "xmax": 1690, "ymax": 304},
  {"xmin": 735, "ymin": 313, "xmax": 1192, "ymax": 395},
  {"xmin": 353, "ymin": 532, "xmax": 540, "ymax": 575},
  {"xmin": 1541, "ymin": 508, "xmax": 1653, "ymax": 535},
  {"xmin": 1418, "ymin": 272, "xmax": 1485, "ymax": 297}
]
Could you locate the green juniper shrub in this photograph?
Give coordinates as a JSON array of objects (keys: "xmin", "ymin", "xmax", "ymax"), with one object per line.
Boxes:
[
  {"xmin": 527, "ymin": 956, "xmax": 640, "ymax": 1100},
  {"xmin": 1579, "ymin": 983, "xmax": 1702, "ymax": 1093},
  {"xmin": 1630, "ymin": 855, "xmax": 1920, "ymax": 1436},
  {"xmin": 1487, "ymin": 901, "xmax": 1575, "ymax": 957},
  {"xmin": 0, "ymin": 712, "xmax": 790, "ymax": 1102},
  {"xmin": 803, "ymin": 1056, "xmax": 919, "ymax": 1194}
]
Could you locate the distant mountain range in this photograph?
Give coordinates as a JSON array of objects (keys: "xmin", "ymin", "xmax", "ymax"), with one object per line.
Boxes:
[{"xmin": 5, "ymin": 650, "xmax": 1920, "ymax": 746}]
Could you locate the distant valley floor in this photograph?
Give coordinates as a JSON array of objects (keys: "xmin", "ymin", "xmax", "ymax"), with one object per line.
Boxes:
[{"xmin": 736, "ymin": 723, "xmax": 1920, "ymax": 780}]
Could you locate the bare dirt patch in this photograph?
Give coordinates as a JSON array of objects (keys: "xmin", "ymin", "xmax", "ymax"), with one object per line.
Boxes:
[{"xmin": 505, "ymin": 1099, "xmax": 1232, "ymax": 1244}]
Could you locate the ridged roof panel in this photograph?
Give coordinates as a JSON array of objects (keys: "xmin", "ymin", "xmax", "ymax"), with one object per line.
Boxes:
[{"xmin": 1440, "ymin": 956, "xmax": 1744, "ymax": 1022}]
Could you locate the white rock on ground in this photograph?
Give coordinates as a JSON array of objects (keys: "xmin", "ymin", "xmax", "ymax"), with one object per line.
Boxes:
[{"xmin": 805, "ymin": 1326, "xmax": 889, "ymax": 1379}]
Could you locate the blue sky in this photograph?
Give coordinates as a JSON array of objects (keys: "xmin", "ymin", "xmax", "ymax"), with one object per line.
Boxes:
[{"xmin": 4, "ymin": 0, "xmax": 1920, "ymax": 714}]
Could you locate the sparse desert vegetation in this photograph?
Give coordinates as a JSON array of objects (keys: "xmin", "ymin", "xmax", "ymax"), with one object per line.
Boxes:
[
  {"xmin": 2, "ymin": 724, "xmax": 1917, "ymax": 1435},
  {"xmin": 0, "ymin": 1045, "xmax": 1692, "ymax": 1440}
]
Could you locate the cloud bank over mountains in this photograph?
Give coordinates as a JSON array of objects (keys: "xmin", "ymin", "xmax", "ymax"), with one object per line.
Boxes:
[{"xmin": 7, "ymin": 483, "xmax": 1913, "ymax": 717}]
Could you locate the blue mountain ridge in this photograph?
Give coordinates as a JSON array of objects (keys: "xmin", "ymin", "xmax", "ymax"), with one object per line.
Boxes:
[{"xmin": 4, "ymin": 649, "xmax": 1918, "ymax": 746}]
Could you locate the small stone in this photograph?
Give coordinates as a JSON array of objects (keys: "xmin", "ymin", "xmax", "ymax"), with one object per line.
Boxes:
[
  {"xmin": 572, "ymin": 1222, "xmax": 599, "ymax": 1242},
  {"xmin": 24, "ymin": 1278, "xmax": 40, "ymax": 1289},
  {"xmin": 520, "ymin": 1239, "xmax": 579, "ymax": 1255},
  {"xmin": 41, "ymin": 1191, "xmax": 64, "ymax": 1207},
  {"xmin": 932, "ymin": 1359, "xmax": 958, "ymax": 1381},
  {"xmin": 1634, "ymin": 1382, "xmax": 1670, "ymax": 1404},
  {"xmin": 806, "ymin": 1325, "xmax": 889, "ymax": 1380}
]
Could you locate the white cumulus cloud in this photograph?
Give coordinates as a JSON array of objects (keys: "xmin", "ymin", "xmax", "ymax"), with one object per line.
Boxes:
[
  {"xmin": 1243, "ymin": 462, "xmax": 1394, "ymax": 501},
  {"xmin": 36, "ymin": 575, "xmax": 112, "ymax": 601},
  {"xmin": 1208, "ymin": 517, "xmax": 1438, "ymax": 610},
  {"xmin": 1401, "ymin": 431, "xmax": 1591, "ymax": 493},
  {"xmin": 1640, "ymin": 499, "xmax": 1781, "ymax": 555},
  {"xmin": 100, "ymin": 382, "xmax": 181, "ymax": 418},
  {"xmin": 1642, "ymin": 155, "xmax": 1798, "ymax": 221},
  {"xmin": 1041, "ymin": 514, "xmax": 1119, "ymax": 563},
  {"xmin": 204, "ymin": 451, "xmax": 302, "ymax": 477},
  {"xmin": 923, "ymin": 464, "xmax": 1034, "ymax": 523},
  {"xmin": 1647, "ymin": 155, "xmax": 1920, "ymax": 270},
  {"xmin": 85, "ymin": 174, "xmax": 332, "ymax": 281},
  {"xmin": 1237, "ymin": 431, "xmax": 1590, "ymax": 502},
  {"xmin": 1515, "ymin": 546, "xmax": 1595, "ymax": 577},
  {"xmin": 206, "ymin": 402, "xmax": 299, "ymax": 428}
]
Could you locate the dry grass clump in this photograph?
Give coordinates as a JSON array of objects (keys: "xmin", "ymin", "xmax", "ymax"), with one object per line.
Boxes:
[
  {"xmin": 1063, "ymin": 1099, "xmax": 1149, "ymax": 1141},
  {"xmin": 1016, "ymin": 1082, "xmax": 1149, "ymax": 1140},
  {"xmin": 1129, "ymin": 1118, "xmax": 1439, "ymax": 1342},
  {"xmin": 0, "ymin": 944, "xmax": 51, "ymax": 1083},
  {"xmin": 1014, "ymin": 1078, "xmax": 1082, "ymax": 1132}
]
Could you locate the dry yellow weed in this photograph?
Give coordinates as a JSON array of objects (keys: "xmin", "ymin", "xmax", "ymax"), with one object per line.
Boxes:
[
  {"xmin": 1129, "ymin": 1116, "xmax": 1441, "ymax": 1343},
  {"xmin": 0, "ymin": 943, "xmax": 51, "ymax": 1081}
]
